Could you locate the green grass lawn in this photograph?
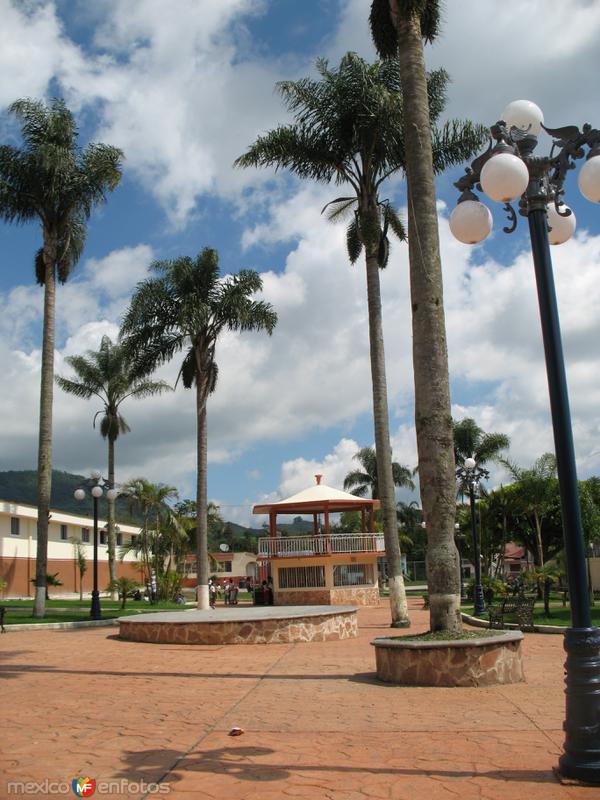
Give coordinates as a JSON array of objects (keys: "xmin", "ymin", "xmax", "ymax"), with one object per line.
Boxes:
[{"xmin": 461, "ymin": 602, "xmax": 600, "ymax": 627}]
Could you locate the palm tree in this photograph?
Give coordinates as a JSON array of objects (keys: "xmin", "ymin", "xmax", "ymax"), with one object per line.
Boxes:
[
  {"xmin": 56, "ymin": 335, "xmax": 171, "ymax": 595},
  {"xmin": 370, "ymin": 0, "xmax": 465, "ymax": 632},
  {"xmin": 0, "ymin": 98, "xmax": 122, "ymax": 617},
  {"xmin": 120, "ymin": 248, "xmax": 277, "ymax": 609},
  {"xmin": 500, "ymin": 453, "xmax": 558, "ymax": 567},
  {"xmin": 453, "ymin": 418, "xmax": 510, "ymax": 496},
  {"xmin": 236, "ymin": 52, "xmax": 483, "ymax": 628},
  {"xmin": 344, "ymin": 446, "xmax": 415, "ymax": 499},
  {"xmin": 121, "ymin": 478, "xmax": 179, "ymax": 591}
]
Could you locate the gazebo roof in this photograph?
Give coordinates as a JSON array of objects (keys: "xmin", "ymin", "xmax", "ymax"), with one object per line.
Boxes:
[{"xmin": 253, "ymin": 476, "xmax": 380, "ymax": 516}]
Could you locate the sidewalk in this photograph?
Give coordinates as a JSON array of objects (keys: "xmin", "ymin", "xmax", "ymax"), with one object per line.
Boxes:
[{"xmin": 0, "ymin": 599, "xmax": 595, "ymax": 799}]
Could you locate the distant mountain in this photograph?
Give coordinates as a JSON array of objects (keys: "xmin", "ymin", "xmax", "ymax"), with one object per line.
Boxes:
[
  {"xmin": 0, "ymin": 471, "xmax": 315, "ymax": 540},
  {"xmin": 0, "ymin": 470, "xmax": 140, "ymax": 524}
]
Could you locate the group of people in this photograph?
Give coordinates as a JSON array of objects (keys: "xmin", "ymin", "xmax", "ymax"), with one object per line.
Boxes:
[{"xmin": 208, "ymin": 578, "xmax": 240, "ymax": 608}]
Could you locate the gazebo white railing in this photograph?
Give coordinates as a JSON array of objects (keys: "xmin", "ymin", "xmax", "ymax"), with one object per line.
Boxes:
[{"xmin": 257, "ymin": 533, "xmax": 385, "ymax": 558}]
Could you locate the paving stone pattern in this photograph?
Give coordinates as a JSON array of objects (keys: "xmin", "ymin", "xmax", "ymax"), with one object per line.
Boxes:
[{"xmin": 0, "ymin": 599, "xmax": 594, "ymax": 799}]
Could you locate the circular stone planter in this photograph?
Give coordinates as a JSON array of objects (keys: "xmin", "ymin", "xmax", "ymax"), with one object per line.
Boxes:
[
  {"xmin": 119, "ymin": 605, "xmax": 358, "ymax": 645},
  {"xmin": 371, "ymin": 630, "xmax": 525, "ymax": 687}
]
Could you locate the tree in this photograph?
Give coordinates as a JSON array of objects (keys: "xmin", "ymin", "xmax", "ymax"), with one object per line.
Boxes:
[
  {"xmin": 70, "ymin": 537, "xmax": 88, "ymax": 601},
  {"xmin": 57, "ymin": 335, "xmax": 171, "ymax": 597},
  {"xmin": 344, "ymin": 446, "xmax": 415, "ymax": 500},
  {"xmin": 500, "ymin": 454, "xmax": 558, "ymax": 567},
  {"xmin": 121, "ymin": 478, "xmax": 179, "ymax": 586},
  {"xmin": 0, "ymin": 98, "xmax": 122, "ymax": 617},
  {"xmin": 120, "ymin": 248, "xmax": 277, "ymax": 609},
  {"xmin": 236, "ymin": 52, "xmax": 483, "ymax": 628},
  {"xmin": 370, "ymin": 0, "xmax": 464, "ymax": 632},
  {"xmin": 453, "ymin": 418, "xmax": 510, "ymax": 491}
]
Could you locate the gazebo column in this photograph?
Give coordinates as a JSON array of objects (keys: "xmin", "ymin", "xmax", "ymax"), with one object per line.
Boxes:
[
  {"xmin": 269, "ymin": 512, "xmax": 277, "ymax": 538},
  {"xmin": 313, "ymin": 513, "xmax": 318, "ymax": 536},
  {"xmin": 325, "ymin": 502, "xmax": 331, "ymax": 554},
  {"xmin": 361, "ymin": 507, "xmax": 366, "ymax": 533},
  {"xmin": 369, "ymin": 506, "xmax": 374, "ymax": 532}
]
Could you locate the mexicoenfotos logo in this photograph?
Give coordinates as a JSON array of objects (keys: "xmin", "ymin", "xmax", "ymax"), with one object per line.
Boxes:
[{"xmin": 72, "ymin": 777, "xmax": 96, "ymax": 797}]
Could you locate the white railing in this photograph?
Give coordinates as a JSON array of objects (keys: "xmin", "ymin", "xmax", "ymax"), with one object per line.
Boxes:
[{"xmin": 257, "ymin": 533, "xmax": 385, "ymax": 558}]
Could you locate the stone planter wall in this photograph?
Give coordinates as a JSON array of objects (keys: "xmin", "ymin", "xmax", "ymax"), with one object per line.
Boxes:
[
  {"xmin": 372, "ymin": 630, "xmax": 525, "ymax": 687},
  {"xmin": 274, "ymin": 587, "xmax": 379, "ymax": 606}
]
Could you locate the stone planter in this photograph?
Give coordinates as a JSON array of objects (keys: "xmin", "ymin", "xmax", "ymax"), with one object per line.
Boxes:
[{"xmin": 371, "ymin": 630, "xmax": 524, "ymax": 687}]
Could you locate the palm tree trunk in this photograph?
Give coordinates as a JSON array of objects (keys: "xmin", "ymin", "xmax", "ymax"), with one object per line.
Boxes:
[
  {"xmin": 107, "ymin": 437, "xmax": 118, "ymax": 599},
  {"xmin": 395, "ymin": 11, "xmax": 461, "ymax": 632},
  {"xmin": 34, "ymin": 243, "xmax": 57, "ymax": 618},
  {"xmin": 196, "ymin": 379, "xmax": 209, "ymax": 610},
  {"xmin": 364, "ymin": 242, "xmax": 409, "ymax": 627}
]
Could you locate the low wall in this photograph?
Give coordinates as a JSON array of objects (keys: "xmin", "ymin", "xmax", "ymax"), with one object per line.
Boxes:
[
  {"xmin": 274, "ymin": 587, "xmax": 379, "ymax": 606},
  {"xmin": 119, "ymin": 606, "xmax": 358, "ymax": 645},
  {"xmin": 372, "ymin": 630, "xmax": 525, "ymax": 687}
]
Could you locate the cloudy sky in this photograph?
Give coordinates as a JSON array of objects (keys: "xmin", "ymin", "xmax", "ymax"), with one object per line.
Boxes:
[{"xmin": 1, "ymin": 0, "xmax": 600, "ymax": 527}]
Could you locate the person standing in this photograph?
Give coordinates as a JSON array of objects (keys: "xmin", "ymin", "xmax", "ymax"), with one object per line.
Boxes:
[
  {"xmin": 230, "ymin": 582, "xmax": 239, "ymax": 605},
  {"xmin": 224, "ymin": 579, "xmax": 231, "ymax": 606}
]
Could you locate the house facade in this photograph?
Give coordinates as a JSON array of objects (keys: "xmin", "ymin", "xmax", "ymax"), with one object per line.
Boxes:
[{"xmin": 0, "ymin": 499, "xmax": 143, "ymax": 597}]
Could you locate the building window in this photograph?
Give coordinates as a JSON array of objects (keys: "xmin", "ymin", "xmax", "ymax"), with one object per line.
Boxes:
[
  {"xmin": 279, "ymin": 565, "xmax": 326, "ymax": 589},
  {"xmin": 100, "ymin": 531, "xmax": 107, "ymax": 545},
  {"xmin": 10, "ymin": 517, "xmax": 20, "ymax": 536},
  {"xmin": 81, "ymin": 528, "xmax": 90, "ymax": 543},
  {"xmin": 215, "ymin": 560, "xmax": 232, "ymax": 573},
  {"xmin": 130, "ymin": 534, "xmax": 138, "ymax": 547},
  {"xmin": 60, "ymin": 524, "xmax": 68, "ymax": 540},
  {"xmin": 116, "ymin": 532, "xmax": 122, "ymax": 546},
  {"xmin": 333, "ymin": 563, "xmax": 374, "ymax": 587}
]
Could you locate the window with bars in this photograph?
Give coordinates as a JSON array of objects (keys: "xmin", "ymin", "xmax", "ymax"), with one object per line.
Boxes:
[
  {"xmin": 81, "ymin": 528, "xmax": 90, "ymax": 543},
  {"xmin": 10, "ymin": 517, "xmax": 19, "ymax": 536},
  {"xmin": 278, "ymin": 565, "xmax": 326, "ymax": 589},
  {"xmin": 60, "ymin": 524, "xmax": 68, "ymax": 540},
  {"xmin": 333, "ymin": 563, "xmax": 374, "ymax": 587}
]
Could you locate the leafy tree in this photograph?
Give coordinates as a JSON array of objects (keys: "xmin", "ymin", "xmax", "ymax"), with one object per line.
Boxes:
[
  {"xmin": 370, "ymin": 0, "xmax": 471, "ymax": 632},
  {"xmin": 114, "ymin": 576, "xmax": 139, "ymax": 609},
  {"xmin": 30, "ymin": 572, "xmax": 62, "ymax": 600},
  {"xmin": 236, "ymin": 52, "xmax": 482, "ymax": 627},
  {"xmin": 0, "ymin": 98, "xmax": 122, "ymax": 617},
  {"xmin": 120, "ymin": 248, "xmax": 277, "ymax": 609},
  {"xmin": 453, "ymin": 418, "xmax": 510, "ymax": 495},
  {"xmin": 57, "ymin": 335, "xmax": 171, "ymax": 596}
]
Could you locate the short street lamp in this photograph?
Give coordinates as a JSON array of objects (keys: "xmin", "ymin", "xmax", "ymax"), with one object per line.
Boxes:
[
  {"xmin": 74, "ymin": 472, "xmax": 118, "ymax": 620},
  {"xmin": 450, "ymin": 100, "xmax": 600, "ymax": 783},
  {"xmin": 456, "ymin": 458, "xmax": 488, "ymax": 616}
]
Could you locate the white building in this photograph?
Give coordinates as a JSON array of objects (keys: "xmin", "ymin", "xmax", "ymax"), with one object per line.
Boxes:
[{"xmin": 0, "ymin": 499, "xmax": 142, "ymax": 597}]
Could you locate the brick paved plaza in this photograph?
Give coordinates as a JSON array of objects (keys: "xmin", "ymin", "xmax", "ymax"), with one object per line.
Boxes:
[{"xmin": 0, "ymin": 599, "xmax": 596, "ymax": 799}]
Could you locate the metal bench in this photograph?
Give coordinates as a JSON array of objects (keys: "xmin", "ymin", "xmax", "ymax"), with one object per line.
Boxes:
[{"xmin": 488, "ymin": 595, "xmax": 536, "ymax": 631}]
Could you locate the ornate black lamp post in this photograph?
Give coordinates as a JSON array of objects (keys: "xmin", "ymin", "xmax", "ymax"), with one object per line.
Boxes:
[
  {"xmin": 74, "ymin": 472, "xmax": 118, "ymax": 620},
  {"xmin": 449, "ymin": 100, "xmax": 600, "ymax": 784},
  {"xmin": 456, "ymin": 458, "xmax": 489, "ymax": 616}
]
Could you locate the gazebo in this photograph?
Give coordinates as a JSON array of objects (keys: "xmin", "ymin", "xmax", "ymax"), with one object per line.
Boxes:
[{"xmin": 252, "ymin": 475, "xmax": 384, "ymax": 606}]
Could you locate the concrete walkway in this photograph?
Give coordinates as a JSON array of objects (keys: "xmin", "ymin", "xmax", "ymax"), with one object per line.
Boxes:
[{"xmin": 0, "ymin": 599, "xmax": 596, "ymax": 799}]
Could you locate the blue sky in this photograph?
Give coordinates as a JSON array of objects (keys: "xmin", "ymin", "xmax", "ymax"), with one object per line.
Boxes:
[{"xmin": 1, "ymin": 0, "xmax": 600, "ymax": 527}]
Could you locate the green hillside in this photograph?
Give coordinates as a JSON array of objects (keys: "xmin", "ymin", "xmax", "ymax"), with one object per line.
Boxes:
[{"xmin": 0, "ymin": 470, "xmax": 140, "ymax": 524}]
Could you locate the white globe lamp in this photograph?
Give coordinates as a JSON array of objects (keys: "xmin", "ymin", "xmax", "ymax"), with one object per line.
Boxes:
[
  {"xmin": 578, "ymin": 155, "xmax": 600, "ymax": 203},
  {"xmin": 106, "ymin": 488, "xmax": 119, "ymax": 501},
  {"xmin": 91, "ymin": 485, "xmax": 103, "ymax": 498},
  {"xmin": 501, "ymin": 100, "xmax": 544, "ymax": 135},
  {"xmin": 74, "ymin": 488, "xmax": 85, "ymax": 501},
  {"xmin": 480, "ymin": 152, "xmax": 529, "ymax": 203},
  {"xmin": 547, "ymin": 204, "xmax": 576, "ymax": 245},
  {"xmin": 464, "ymin": 457, "xmax": 476, "ymax": 470},
  {"xmin": 449, "ymin": 200, "xmax": 493, "ymax": 244}
]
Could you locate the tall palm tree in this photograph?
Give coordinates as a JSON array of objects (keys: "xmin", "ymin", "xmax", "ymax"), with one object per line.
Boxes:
[
  {"xmin": 120, "ymin": 248, "xmax": 277, "ymax": 609},
  {"xmin": 344, "ymin": 446, "xmax": 415, "ymax": 499},
  {"xmin": 236, "ymin": 52, "xmax": 483, "ymax": 627},
  {"xmin": 370, "ymin": 0, "xmax": 465, "ymax": 632},
  {"xmin": 56, "ymin": 335, "xmax": 171, "ymax": 594},
  {"xmin": 0, "ymin": 98, "xmax": 122, "ymax": 617}
]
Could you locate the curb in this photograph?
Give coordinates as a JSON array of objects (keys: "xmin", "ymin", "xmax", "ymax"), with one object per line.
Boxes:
[
  {"xmin": 3, "ymin": 618, "xmax": 120, "ymax": 632},
  {"xmin": 461, "ymin": 611, "xmax": 566, "ymax": 634}
]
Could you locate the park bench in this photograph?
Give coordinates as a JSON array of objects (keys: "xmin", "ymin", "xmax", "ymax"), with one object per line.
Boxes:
[{"xmin": 488, "ymin": 594, "xmax": 536, "ymax": 631}]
